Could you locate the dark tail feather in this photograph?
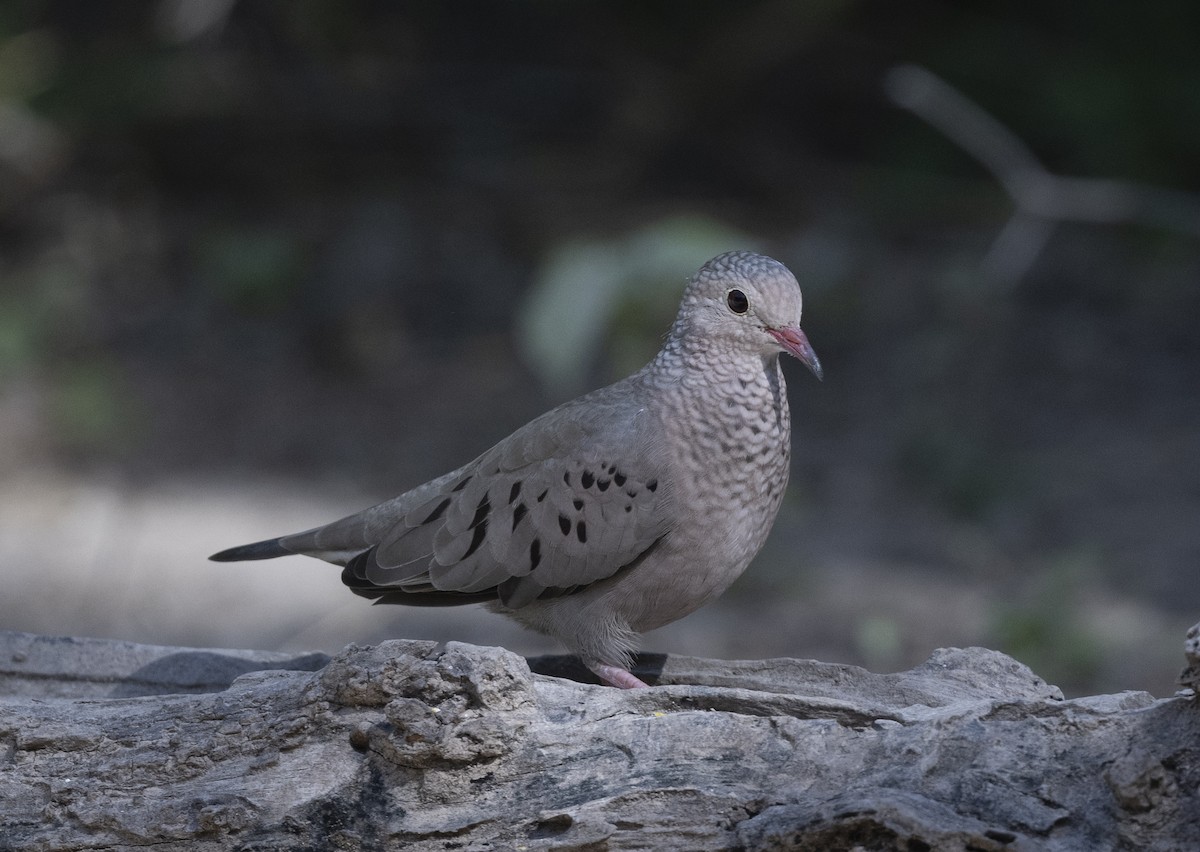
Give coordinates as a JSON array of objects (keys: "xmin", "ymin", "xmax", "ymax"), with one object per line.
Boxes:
[{"xmin": 209, "ymin": 538, "xmax": 293, "ymax": 562}]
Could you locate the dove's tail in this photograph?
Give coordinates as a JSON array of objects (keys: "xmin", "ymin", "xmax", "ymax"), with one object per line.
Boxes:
[{"xmin": 209, "ymin": 538, "xmax": 293, "ymax": 562}]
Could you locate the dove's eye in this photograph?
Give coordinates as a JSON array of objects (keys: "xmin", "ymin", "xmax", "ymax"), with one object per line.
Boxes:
[{"xmin": 726, "ymin": 289, "xmax": 749, "ymax": 314}]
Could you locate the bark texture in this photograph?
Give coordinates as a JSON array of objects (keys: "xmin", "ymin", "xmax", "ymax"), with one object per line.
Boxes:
[{"xmin": 1, "ymin": 630, "xmax": 1196, "ymax": 851}]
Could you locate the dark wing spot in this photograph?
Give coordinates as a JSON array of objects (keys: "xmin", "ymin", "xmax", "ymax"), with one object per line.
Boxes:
[
  {"xmin": 460, "ymin": 495, "xmax": 491, "ymax": 559},
  {"xmin": 563, "ymin": 471, "xmax": 571, "ymax": 486},
  {"xmin": 537, "ymin": 489, "xmax": 548, "ymax": 503},
  {"xmin": 624, "ymin": 504, "xmax": 632, "ymax": 513},
  {"xmin": 451, "ymin": 476, "xmax": 472, "ymax": 493},
  {"xmin": 558, "ymin": 514, "xmax": 571, "ymax": 536},
  {"xmin": 607, "ymin": 464, "xmax": 617, "ymax": 474},
  {"xmin": 573, "ymin": 498, "xmax": 584, "ymax": 511},
  {"xmin": 508, "ymin": 481, "xmax": 522, "ymax": 504},
  {"xmin": 576, "ymin": 521, "xmax": 587, "ymax": 543},
  {"xmin": 597, "ymin": 478, "xmax": 610, "ymax": 492},
  {"xmin": 530, "ymin": 538, "xmax": 542, "ymax": 570},
  {"xmin": 421, "ymin": 498, "xmax": 451, "ymax": 525},
  {"xmin": 581, "ymin": 470, "xmax": 595, "ymax": 489},
  {"xmin": 626, "ymin": 489, "xmax": 638, "ymax": 499},
  {"xmin": 512, "ymin": 502, "xmax": 528, "ymax": 531},
  {"xmin": 646, "ymin": 479, "xmax": 658, "ymax": 493},
  {"xmin": 613, "ymin": 472, "xmax": 626, "ymax": 487},
  {"xmin": 462, "ymin": 517, "xmax": 488, "ymax": 559}
]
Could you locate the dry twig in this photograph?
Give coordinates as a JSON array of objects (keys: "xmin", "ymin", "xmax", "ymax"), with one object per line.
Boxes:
[{"xmin": 885, "ymin": 64, "xmax": 1200, "ymax": 286}]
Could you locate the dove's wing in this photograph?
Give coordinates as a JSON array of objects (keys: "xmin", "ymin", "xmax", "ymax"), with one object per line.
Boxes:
[{"xmin": 275, "ymin": 383, "xmax": 672, "ymax": 609}]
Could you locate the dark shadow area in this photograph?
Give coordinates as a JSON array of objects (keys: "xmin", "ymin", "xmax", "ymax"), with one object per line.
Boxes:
[
  {"xmin": 526, "ymin": 652, "xmax": 669, "ymax": 687},
  {"xmin": 110, "ymin": 650, "xmax": 331, "ymax": 698}
]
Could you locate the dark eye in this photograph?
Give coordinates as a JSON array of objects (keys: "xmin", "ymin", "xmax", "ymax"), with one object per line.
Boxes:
[{"xmin": 726, "ymin": 289, "xmax": 749, "ymax": 314}]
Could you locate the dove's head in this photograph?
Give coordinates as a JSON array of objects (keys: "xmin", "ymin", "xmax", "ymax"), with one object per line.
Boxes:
[{"xmin": 678, "ymin": 251, "xmax": 823, "ymax": 381}]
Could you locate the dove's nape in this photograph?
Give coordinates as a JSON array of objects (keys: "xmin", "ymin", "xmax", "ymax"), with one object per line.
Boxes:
[{"xmin": 209, "ymin": 251, "xmax": 821, "ymax": 689}]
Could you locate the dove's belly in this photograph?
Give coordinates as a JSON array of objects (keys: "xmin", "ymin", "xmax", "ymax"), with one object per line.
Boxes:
[{"xmin": 617, "ymin": 474, "xmax": 789, "ymax": 631}]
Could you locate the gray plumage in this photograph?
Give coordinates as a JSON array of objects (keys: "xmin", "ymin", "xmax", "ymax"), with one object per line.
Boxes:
[{"xmin": 211, "ymin": 251, "xmax": 822, "ymax": 688}]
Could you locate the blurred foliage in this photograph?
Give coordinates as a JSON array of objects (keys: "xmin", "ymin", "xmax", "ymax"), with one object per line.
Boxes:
[
  {"xmin": 854, "ymin": 614, "xmax": 904, "ymax": 672},
  {"xmin": 0, "ymin": 26, "xmax": 59, "ymax": 101},
  {"xmin": 46, "ymin": 358, "xmax": 134, "ymax": 454},
  {"xmin": 518, "ymin": 216, "xmax": 757, "ymax": 392},
  {"xmin": 0, "ymin": 294, "xmax": 39, "ymax": 380},
  {"xmin": 990, "ymin": 550, "xmax": 1105, "ymax": 693},
  {"xmin": 896, "ymin": 421, "xmax": 1012, "ymax": 520},
  {"xmin": 199, "ymin": 226, "xmax": 305, "ymax": 315}
]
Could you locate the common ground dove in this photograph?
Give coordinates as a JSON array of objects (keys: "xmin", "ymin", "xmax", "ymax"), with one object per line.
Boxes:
[{"xmin": 210, "ymin": 251, "xmax": 822, "ymax": 688}]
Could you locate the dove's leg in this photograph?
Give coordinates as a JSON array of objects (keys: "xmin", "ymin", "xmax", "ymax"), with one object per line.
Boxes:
[
  {"xmin": 508, "ymin": 597, "xmax": 647, "ymax": 687},
  {"xmin": 592, "ymin": 663, "xmax": 649, "ymax": 689}
]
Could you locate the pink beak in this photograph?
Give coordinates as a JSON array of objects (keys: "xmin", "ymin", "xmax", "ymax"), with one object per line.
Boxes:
[{"xmin": 768, "ymin": 327, "xmax": 823, "ymax": 381}]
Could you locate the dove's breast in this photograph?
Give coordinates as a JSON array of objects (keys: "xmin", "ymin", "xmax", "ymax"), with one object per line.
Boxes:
[{"xmin": 609, "ymin": 352, "xmax": 792, "ymax": 632}]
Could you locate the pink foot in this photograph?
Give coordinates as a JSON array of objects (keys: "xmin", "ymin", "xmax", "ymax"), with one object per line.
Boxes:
[{"xmin": 592, "ymin": 663, "xmax": 650, "ymax": 689}]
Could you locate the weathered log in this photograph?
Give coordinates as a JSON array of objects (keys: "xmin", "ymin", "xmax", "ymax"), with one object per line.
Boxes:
[{"xmin": 1, "ymin": 629, "xmax": 1196, "ymax": 851}]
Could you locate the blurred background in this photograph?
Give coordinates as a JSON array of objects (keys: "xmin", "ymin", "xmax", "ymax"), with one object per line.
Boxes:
[{"xmin": 1, "ymin": 1, "xmax": 1197, "ymax": 697}]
